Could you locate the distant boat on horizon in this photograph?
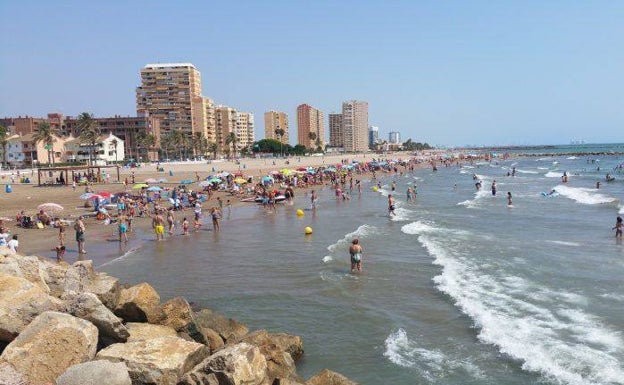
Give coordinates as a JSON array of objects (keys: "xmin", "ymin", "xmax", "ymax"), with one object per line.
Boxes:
[{"xmin": 570, "ymin": 139, "xmax": 586, "ymax": 145}]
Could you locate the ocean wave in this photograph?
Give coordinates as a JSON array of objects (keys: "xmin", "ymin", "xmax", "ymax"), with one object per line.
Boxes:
[
  {"xmin": 401, "ymin": 221, "xmax": 438, "ymax": 235},
  {"xmin": 390, "ymin": 207, "xmax": 412, "ymax": 222},
  {"xmin": 457, "ymin": 189, "xmax": 491, "ymax": 208},
  {"xmin": 383, "ymin": 329, "xmax": 484, "ymax": 380},
  {"xmin": 618, "ymin": 205, "xmax": 624, "ymax": 214},
  {"xmin": 515, "ymin": 169, "xmax": 538, "ymax": 174},
  {"xmin": 546, "ymin": 240, "xmax": 581, "ymax": 247},
  {"xmin": 567, "ymin": 156, "xmax": 580, "ymax": 160},
  {"xmin": 326, "ymin": 224, "xmax": 377, "ymax": 254},
  {"xmin": 554, "ymin": 185, "xmax": 617, "ymax": 205},
  {"xmin": 410, "ymin": 224, "xmax": 624, "ymax": 385},
  {"xmin": 545, "ymin": 171, "xmax": 564, "ymax": 178}
]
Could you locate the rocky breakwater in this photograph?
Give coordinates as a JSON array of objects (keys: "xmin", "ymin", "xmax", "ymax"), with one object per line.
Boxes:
[{"xmin": 0, "ymin": 250, "xmax": 359, "ymax": 385}]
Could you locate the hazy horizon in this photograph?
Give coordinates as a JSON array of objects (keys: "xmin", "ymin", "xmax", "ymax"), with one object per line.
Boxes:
[{"xmin": 1, "ymin": 1, "xmax": 622, "ymax": 147}]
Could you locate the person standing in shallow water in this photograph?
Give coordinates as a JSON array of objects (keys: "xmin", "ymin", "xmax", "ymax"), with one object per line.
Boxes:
[
  {"xmin": 507, "ymin": 192, "xmax": 512, "ymax": 206},
  {"xmin": 491, "ymin": 180, "xmax": 497, "ymax": 196},
  {"xmin": 613, "ymin": 216, "xmax": 623, "ymax": 238},
  {"xmin": 349, "ymin": 238, "xmax": 363, "ymax": 272}
]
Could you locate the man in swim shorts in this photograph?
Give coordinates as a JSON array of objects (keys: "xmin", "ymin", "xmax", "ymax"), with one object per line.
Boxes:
[
  {"xmin": 152, "ymin": 213, "xmax": 165, "ymax": 241},
  {"xmin": 388, "ymin": 194, "xmax": 396, "ymax": 216},
  {"xmin": 118, "ymin": 214, "xmax": 128, "ymax": 242},
  {"xmin": 349, "ymin": 238, "xmax": 363, "ymax": 272}
]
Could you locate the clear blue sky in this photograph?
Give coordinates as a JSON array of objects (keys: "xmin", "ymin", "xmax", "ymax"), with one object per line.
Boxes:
[{"xmin": 1, "ymin": 0, "xmax": 622, "ymax": 146}]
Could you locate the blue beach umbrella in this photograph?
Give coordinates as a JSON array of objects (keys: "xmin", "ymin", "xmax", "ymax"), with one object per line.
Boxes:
[
  {"xmin": 180, "ymin": 179, "xmax": 193, "ymax": 184},
  {"xmin": 146, "ymin": 186, "xmax": 163, "ymax": 192},
  {"xmin": 208, "ymin": 177, "xmax": 222, "ymax": 184},
  {"xmin": 262, "ymin": 176, "xmax": 274, "ymax": 183}
]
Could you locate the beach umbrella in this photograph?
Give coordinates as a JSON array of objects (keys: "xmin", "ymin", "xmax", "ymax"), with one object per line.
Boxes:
[
  {"xmin": 146, "ymin": 186, "xmax": 163, "ymax": 192},
  {"xmin": 215, "ymin": 172, "xmax": 230, "ymax": 178},
  {"xmin": 280, "ymin": 168, "xmax": 293, "ymax": 176},
  {"xmin": 79, "ymin": 192, "xmax": 96, "ymax": 200},
  {"xmin": 98, "ymin": 207, "xmax": 108, "ymax": 214},
  {"xmin": 132, "ymin": 183, "xmax": 149, "ymax": 189},
  {"xmin": 234, "ymin": 177, "xmax": 247, "ymax": 184},
  {"xmin": 180, "ymin": 179, "xmax": 193, "ymax": 184},
  {"xmin": 88, "ymin": 194, "xmax": 104, "ymax": 201},
  {"xmin": 234, "ymin": 172, "xmax": 243, "ymax": 177},
  {"xmin": 199, "ymin": 180, "xmax": 212, "ymax": 187},
  {"xmin": 97, "ymin": 191, "xmax": 112, "ymax": 198},
  {"xmin": 262, "ymin": 176, "xmax": 274, "ymax": 183},
  {"xmin": 208, "ymin": 177, "xmax": 222, "ymax": 184},
  {"xmin": 296, "ymin": 167, "xmax": 307, "ymax": 171},
  {"xmin": 37, "ymin": 203, "xmax": 63, "ymax": 212},
  {"xmin": 145, "ymin": 178, "xmax": 157, "ymax": 183}
]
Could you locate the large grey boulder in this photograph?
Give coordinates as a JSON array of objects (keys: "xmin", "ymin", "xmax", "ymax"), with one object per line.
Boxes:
[
  {"xmin": 63, "ymin": 292, "xmax": 129, "ymax": 345},
  {"xmin": 0, "ymin": 273, "xmax": 62, "ymax": 342},
  {"xmin": 270, "ymin": 333, "xmax": 304, "ymax": 362},
  {"xmin": 233, "ymin": 330, "xmax": 298, "ymax": 382},
  {"xmin": 197, "ymin": 327, "xmax": 225, "ymax": 353},
  {"xmin": 63, "ymin": 260, "xmax": 96, "ymax": 293},
  {"xmin": 194, "ymin": 309, "xmax": 249, "ymax": 343},
  {"xmin": 97, "ymin": 336, "xmax": 209, "ymax": 385},
  {"xmin": 56, "ymin": 360, "xmax": 132, "ymax": 385},
  {"xmin": 0, "ymin": 362, "xmax": 27, "ymax": 385},
  {"xmin": 159, "ymin": 297, "xmax": 205, "ymax": 344},
  {"xmin": 0, "ymin": 311, "xmax": 98, "ymax": 385},
  {"xmin": 0, "ymin": 255, "xmax": 50, "ymax": 293},
  {"xmin": 41, "ymin": 262, "xmax": 71, "ymax": 297},
  {"xmin": 179, "ymin": 342, "xmax": 268, "ymax": 385},
  {"xmin": 126, "ymin": 322, "xmax": 177, "ymax": 342},
  {"xmin": 306, "ymin": 369, "xmax": 359, "ymax": 385},
  {"xmin": 114, "ymin": 282, "xmax": 162, "ymax": 323},
  {"xmin": 89, "ymin": 272, "xmax": 120, "ymax": 310}
]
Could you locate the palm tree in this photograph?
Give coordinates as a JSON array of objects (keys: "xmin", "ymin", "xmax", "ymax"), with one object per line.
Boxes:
[
  {"xmin": 193, "ymin": 132, "xmax": 208, "ymax": 158},
  {"xmin": 274, "ymin": 128, "xmax": 285, "ymax": 157},
  {"xmin": 33, "ymin": 122, "xmax": 56, "ymax": 165},
  {"xmin": 308, "ymin": 132, "xmax": 317, "ymax": 151},
  {"xmin": 136, "ymin": 132, "xmax": 156, "ymax": 161},
  {"xmin": 207, "ymin": 142, "xmax": 218, "ymax": 160},
  {"xmin": 0, "ymin": 125, "xmax": 8, "ymax": 166},
  {"xmin": 225, "ymin": 132, "xmax": 238, "ymax": 159},
  {"xmin": 76, "ymin": 112, "xmax": 101, "ymax": 165}
]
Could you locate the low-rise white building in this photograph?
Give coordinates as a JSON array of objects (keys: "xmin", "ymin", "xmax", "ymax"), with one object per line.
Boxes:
[
  {"xmin": 64, "ymin": 133, "xmax": 124, "ymax": 164},
  {"xmin": 6, "ymin": 133, "xmax": 66, "ymax": 166}
]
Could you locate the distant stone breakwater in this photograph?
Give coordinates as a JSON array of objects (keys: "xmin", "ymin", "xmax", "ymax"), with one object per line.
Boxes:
[{"xmin": 0, "ymin": 250, "xmax": 358, "ymax": 385}]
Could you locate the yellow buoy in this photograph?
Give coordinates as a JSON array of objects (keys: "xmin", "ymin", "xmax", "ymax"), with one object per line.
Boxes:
[
  {"xmin": 304, "ymin": 226, "xmax": 313, "ymax": 234},
  {"xmin": 372, "ymin": 186, "xmax": 378, "ymax": 192},
  {"xmin": 296, "ymin": 209, "xmax": 305, "ymax": 217}
]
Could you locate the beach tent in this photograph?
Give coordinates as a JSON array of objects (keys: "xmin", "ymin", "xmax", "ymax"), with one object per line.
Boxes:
[{"xmin": 37, "ymin": 203, "xmax": 63, "ymax": 212}]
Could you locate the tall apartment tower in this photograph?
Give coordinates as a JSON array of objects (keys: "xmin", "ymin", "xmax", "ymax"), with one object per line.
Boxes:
[
  {"xmin": 236, "ymin": 112, "xmax": 255, "ymax": 151},
  {"xmin": 215, "ymin": 106, "xmax": 238, "ymax": 154},
  {"xmin": 389, "ymin": 131, "xmax": 401, "ymax": 144},
  {"xmin": 136, "ymin": 63, "xmax": 211, "ymax": 139},
  {"xmin": 296, "ymin": 104, "xmax": 324, "ymax": 149},
  {"xmin": 369, "ymin": 126, "xmax": 379, "ymax": 149},
  {"xmin": 328, "ymin": 113, "xmax": 343, "ymax": 148},
  {"xmin": 342, "ymin": 100, "xmax": 369, "ymax": 152},
  {"xmin": 264, "ymin": 111, "xmax": 289, "ymax": 144}
]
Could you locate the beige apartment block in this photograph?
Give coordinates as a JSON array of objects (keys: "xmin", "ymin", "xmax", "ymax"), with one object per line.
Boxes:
[
  {"xmin": 136, "ymin": 63, "xmax": 203, "ymax": 136},
  {"xmin": 264, "ymin": 111, "xmax": 289, "ymax": 144},
  {"xmin": 328, "ymin": 113, "xmax": 343, "ymax": 148},
  {"xmin": 342, "ymin": 100, "xmax": 369, "ymax": 152},
  {"xmin": 236, "ymin": 112, "xmax": 255, "ymax": 151},
  {"xmin": 0, "ymin": 116, "xmax": 48, "ymax": 136},
  {"xmin": 192, "ymin": 96, "xmax": 216, "ymax": 143},
  {"xmin": 215, "ymin": 106, "xmax": 238, "ymax": 154},
  {"xmin": 296, "ymin": 104, "xmax": 325, "ymax": 150}
]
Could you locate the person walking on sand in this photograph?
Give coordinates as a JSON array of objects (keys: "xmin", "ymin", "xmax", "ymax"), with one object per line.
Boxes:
[
  {"xmin": 613, "ymin": 216, "xmax": 623, "ymax": 238},
  {"xmin": 349, "ymin": 238, "xmax": 363, "ymax": 272},
  {"xmin": 152, "ymin": 213, "xmax": 165, "ymax": 241},
  {"xmin": 74, "ymin": 216, "xmax": 87, "ymax": 254}
]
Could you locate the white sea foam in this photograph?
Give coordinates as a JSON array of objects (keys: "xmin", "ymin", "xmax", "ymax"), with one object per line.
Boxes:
[
  {"xmin": 405, "ymin": 223, "xmax": 624, "ymax": 385},
  {"xmin": 457, "ymin": 189, "xmax": 491, "ymax": 208},
  {"xmin": 547, "ymin": 240, "xmax": 582, "ymax": 247},
  {"xmin": 599, "ymin": 293, "xmax": 624, "ymax": 302},
  {"xmin": 618, "ymin": 204, "xmax": 624, "ymax": 214},
  {"xmin": 567, "ymin": 156, "xmax": 580, "ymax": 160},
  {"xmin": 322, "ymin": 256, "xmax": 333, "ymax": 263},
  {"xmin": 515, "ymin": 169, "xmax": 538, "ymax": 174},
  {"xmin": 545, "ymin": 171, "xmax": 564, "ymax": 178},
  {"xmin": 97, "ymin": 246, "xmax": 140, "ymax": 268},
  {"xmin": 326, "ymin": 224, "xmax": 377, "ymax": 254},
  {"xmin": 390, "ymin": 207, "xmax": 412, "ymax": 222},
  {"xmin": 537, "ymin": 167, "xmax": 549, "ymax": 170},
  {"xmin": 554, "ymin": 185, "xmax": 617, "ymax": 205},
  {"xmin": 383, "ymin": 329, "xmax": 484, "ymax": 380}
]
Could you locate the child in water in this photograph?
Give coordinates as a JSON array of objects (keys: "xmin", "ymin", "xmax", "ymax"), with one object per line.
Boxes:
[{"xmin": 182, "ymin": 218, "xmax": 190, "ymax": 235}]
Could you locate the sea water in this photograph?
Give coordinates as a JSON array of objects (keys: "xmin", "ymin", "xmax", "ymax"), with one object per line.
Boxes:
[{"xmin": 99, "ymin": 148, "xmax": 624, "ymax": 385}]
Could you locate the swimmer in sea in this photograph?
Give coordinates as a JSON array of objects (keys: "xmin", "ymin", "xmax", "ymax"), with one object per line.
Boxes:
[
  {"xmin": 491, "ymin": 180, "xmax": 497, "ymax": 196},
  {"xmin": 613, "ymin": 216, "xmax": 623, "ymax": 238},
  {"xmin": 349, "ymin": 238, "xmax": 363, "ymax": 272},
  {"xmin": 507, "ymin": 192, "xmax": 512, "ymax": 206}
]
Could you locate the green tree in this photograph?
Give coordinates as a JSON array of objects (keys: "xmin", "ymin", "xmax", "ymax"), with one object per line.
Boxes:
[
  {"xmin": 225, "ymin": 132, "xmax": 238, "ymax": 159},
  {"xmin": 76, "ymin": 112, "xmax": 101, "ymax": 165},
  {"xmin": 207, "ymin": 141, "xmax": 218, "ymax": 160},
  {"xmin": 0, "ymin": 125, "xmax": 8, "ymax": 166},
  {"xmin": 307, "ymin": 132, "xmax": 317, "ymax": 151},
  {"xmin": 33, "ymin": 122, "xmax": 56, "ymax": 165},
  {"xmin": 111, "ymin": 138, "xmax": 118, "ymax": 163},
  {"xmin": 274, "ymin": 128, "xmax": 285, "ymax": 157},
  {"xmin": 193, "ymin": 132, "xmax": 208, "ymax": 157}
]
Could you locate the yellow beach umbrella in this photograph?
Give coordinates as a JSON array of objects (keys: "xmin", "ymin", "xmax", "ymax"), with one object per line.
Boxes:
[
  {"xmin": 132, "ymin": 183, "xmax": 149, "ymax": 189},
  {"xmin": 234, "ymin": 178, "xmax": 247, "ymax": 184}
]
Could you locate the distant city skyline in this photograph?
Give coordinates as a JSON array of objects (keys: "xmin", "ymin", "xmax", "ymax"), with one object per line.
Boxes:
[{"xmin": 1, "ymin": 1, "xmax": 623, "ymax": 146}]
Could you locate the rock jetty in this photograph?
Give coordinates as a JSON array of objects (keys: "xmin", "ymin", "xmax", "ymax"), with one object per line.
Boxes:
[{"xmin": 0, "ymin": 250, "xmax": 359, "ymax": 385}]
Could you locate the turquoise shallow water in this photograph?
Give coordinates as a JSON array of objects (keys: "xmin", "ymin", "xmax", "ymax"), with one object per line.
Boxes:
[{"xmin": 96, "ymin": 147, "xmax": 624, "ymax": 385}]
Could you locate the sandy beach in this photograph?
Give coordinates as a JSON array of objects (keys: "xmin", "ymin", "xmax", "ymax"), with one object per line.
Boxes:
[{"xmin": 0, "ymin": 152, "xmax": 423, "ymax": 258}]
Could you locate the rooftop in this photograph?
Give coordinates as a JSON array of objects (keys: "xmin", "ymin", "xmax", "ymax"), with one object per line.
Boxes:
[{"xmin": 143, "ymin": 63, "xmax": 196, "ymax": 70}]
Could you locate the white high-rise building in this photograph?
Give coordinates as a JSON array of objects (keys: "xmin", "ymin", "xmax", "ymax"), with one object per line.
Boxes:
[
  {"xmin": 342, "ymin": 101, "xmax": 369, "ymax": 152},
  {"xmin": 389, "ymin": 131, "xmax": 401, "ymax": 144}
]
